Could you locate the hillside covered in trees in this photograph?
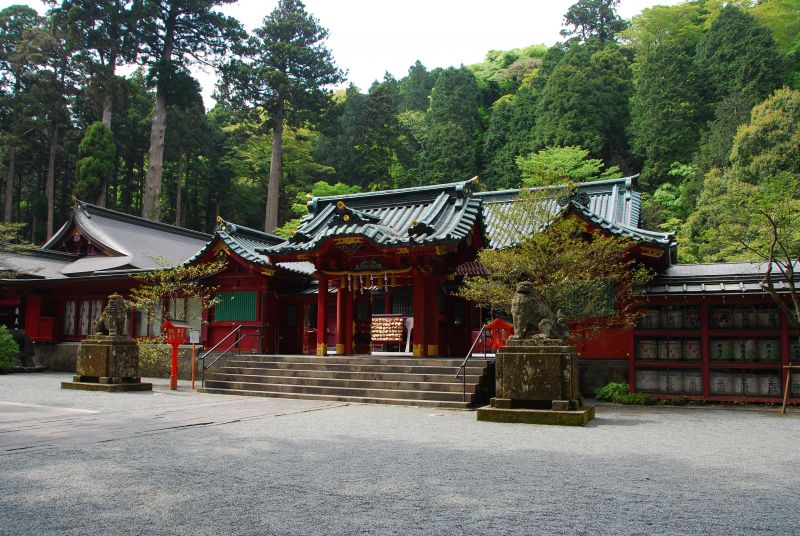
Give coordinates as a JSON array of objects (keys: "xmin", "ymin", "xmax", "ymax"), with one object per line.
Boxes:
[{"xmin": 1, "ymin": 0, "xmax": 798, "ymax": 263}]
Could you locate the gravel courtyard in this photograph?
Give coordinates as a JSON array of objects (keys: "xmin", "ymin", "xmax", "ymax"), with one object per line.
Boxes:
[{"xmin": 1, "ymin": 373, "xmax": 799, "ymax": 536}]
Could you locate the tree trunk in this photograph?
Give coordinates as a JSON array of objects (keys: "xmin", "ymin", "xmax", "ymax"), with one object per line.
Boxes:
[
  {"xmin": 4, "ymin": 144, "xmax": 16, "ymax": 222},
  {"xmin": 175, "ymin": 145, "xmax": 184, "ymax": 227},
  {"xmin": 102, "ymin": 93, "xmax": 113, "ymax": 128},
  {"xmin": 46, "ymin": 124, "xmax": 59, "ymax": 239},
  {"xmin": 122, "ymin": 158, "xmax": 134, "ymax": 213},
  {"xmin": 143, "ymin": 89, "xmax": 168, "ymax": 220},
  {"xmin": 265, "ymin": 103, "xmax": 284, "ymax": 232}
]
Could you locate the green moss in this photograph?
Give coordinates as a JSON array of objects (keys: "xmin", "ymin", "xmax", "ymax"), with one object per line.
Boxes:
[{"xmin": 594, "ymin": 382, "xmax": 652, "ymax": 405}]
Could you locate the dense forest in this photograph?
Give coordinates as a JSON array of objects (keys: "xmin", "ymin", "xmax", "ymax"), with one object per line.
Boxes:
[{"xmin": 0, "ymin": 0, "xmax": 798, "ymax": 263}]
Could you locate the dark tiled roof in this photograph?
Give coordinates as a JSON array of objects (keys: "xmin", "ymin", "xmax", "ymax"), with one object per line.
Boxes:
[
  {"xmin": 44, "ymin": 201, "xmax": 210, "ymax": 270},
  {"xmin": 570, "ymin": 200, "xmax": 674, "ymax": 247},
  {"xmin": 266, "ymin": 179, "xmax": 485, "ymax": 255},
  {"xmin": 644, "ymin": 262, "xmax": 800, "ymax": 295},
  {"xmin": 183, "ymin": 220, "xmax": 314, "ymax": 276},
  {"xmin": 474, "ymin": 176, "xmax": 647, "ymax": 249},
  {"xmin": 0, "ymin": 249, "xmax": 78, "ymax": 279}
]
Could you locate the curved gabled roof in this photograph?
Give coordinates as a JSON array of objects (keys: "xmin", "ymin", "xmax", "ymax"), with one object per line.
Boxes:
[
  {"xmin": 183, "ymin": 219, "xmax": 314, "ymax": 276},
  {"xmin": 265, "ymin": 179, "xmax": 486, "ymax": 256},
  {"xmin": 474, "ymin": 175, "xmax": 645, "ymax": 249},
  {"xmin": 45, "ymin": 200, "xmax": 210, "ymax": 270}
]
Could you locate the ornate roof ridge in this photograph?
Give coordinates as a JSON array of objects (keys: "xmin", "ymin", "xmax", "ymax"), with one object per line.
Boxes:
[
  {"xmin": 215, "ymin": 218, "xmax": 284, "ymax": 245},
  {"xmin": 307, "ymin": 177, "xmax": 479, "ymax": 215}
]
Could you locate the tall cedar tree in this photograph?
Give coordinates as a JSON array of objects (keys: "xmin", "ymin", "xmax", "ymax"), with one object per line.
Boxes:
[
  {"xmin": 139, "ymin": 0, "xmax": 243, "ymax": 221},
  {"xmin": 0, "ymin": 6, "xmax": 44, "ymax": 223},
  {"xmin": 423, "ymin": 67, "xmax": 480, "ymax": 184},
  {"xmin": 560, "ymin": 0, "xmax": 627, "ymax": 43},
  {"xmin": 23, "ymin": 10, "xmax": 80, "ymax": 232},
  {"xmin": 629, "ymin": 42, "xmax": 702, "ymax": 188},
  {"xmin": 694, "ymin": 5, "xmax": 786, "ymax": 106},
  {"xmin": 75, "ymin": 121, "xmax": 115, "ymax": 202},
  {"xmin": 534, "ymin": 44, "xmax": 632, "ymax": 169},
  {"xmin": 48, "ymin": 0, "xmax": 141, "ymax": 129},
  {"xmin": 218, "ymin": 0, "xmax": 343, "ymax": 232}
]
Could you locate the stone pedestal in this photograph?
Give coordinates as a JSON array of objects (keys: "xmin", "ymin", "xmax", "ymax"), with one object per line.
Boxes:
[
  {"xmin": 61, "ymin": 335, "xmax": 152, "ymax": 392},
  {"xmin": 477, "ymin": 339, "xmax": 594, "ymax": 426}
]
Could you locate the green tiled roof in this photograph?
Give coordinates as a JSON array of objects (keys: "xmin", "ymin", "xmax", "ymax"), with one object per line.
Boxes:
[
  {"xmin": 475, "ymin": 176, "xmax": 645, "ymax": 249},
  {"xmin": 263, "ymin": 175, "xmax": 675, "ymax": 263},
  {"xmin": 265, "ymin": 179, "xmax": 485, "ymax": 256},
  {"xmin": 183, "ymin": 220, "xmax": 314, "ymax": 275}
]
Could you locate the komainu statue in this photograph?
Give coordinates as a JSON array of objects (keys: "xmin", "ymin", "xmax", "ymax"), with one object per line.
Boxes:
[
  {"xmin": 94, "ymin": 293, "xmax": 128, "ymax": 337},
  {"xmin": 509, "ymin": 281, "xmax": 568, "ymax": 340}
]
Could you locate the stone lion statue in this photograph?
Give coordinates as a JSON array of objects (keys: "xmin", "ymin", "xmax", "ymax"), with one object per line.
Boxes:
[
  {"xmin": 509, "ymin": 281, "xmax": 568, "ymax": 340},
  {"xmin": 94, "ymin": 293, "xmax": 128, "ymax": 337}
]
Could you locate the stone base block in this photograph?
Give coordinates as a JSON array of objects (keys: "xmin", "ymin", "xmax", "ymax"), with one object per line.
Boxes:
[
  {"xmin": 61, "ymin": 381, "xmax": 153, "ymax": 393},
  {"xmin": 477, "ymin": 405, "xmax": 595, "ymax": 426}
]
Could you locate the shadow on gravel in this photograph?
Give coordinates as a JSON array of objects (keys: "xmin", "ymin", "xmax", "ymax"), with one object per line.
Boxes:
[{"xmin": 590, "ymin": 417, "xmax": 655, "ymax": 427}]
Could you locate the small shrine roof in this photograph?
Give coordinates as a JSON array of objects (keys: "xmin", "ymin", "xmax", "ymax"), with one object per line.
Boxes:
[
  {"xmin": 643, "ymin": 262, "xmax": 800, "ymax": 295},
  {"xmin": 475, "ymin": 176, "xmax": 645, "ymax": 249},
  {"xmin": 183, "ymin": 219, "xmax": 314, "ymax": 276},
  {"xmin": 265, "ymin": 179, "xmax": 484, "ymax": 256}
]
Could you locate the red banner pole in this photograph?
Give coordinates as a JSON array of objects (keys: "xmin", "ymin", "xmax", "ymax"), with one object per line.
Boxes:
[{"xmin": 170, "ymin": 344, "xmax": 179, "ymax": 390}]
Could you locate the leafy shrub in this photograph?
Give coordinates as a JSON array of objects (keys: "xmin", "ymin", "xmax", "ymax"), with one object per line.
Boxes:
[
  {"xmin": 594, "ymin": 382, "xmax": 651, "ymax": 405},
  {"xmin": 0, "ymin": 325, "xmax": 20, "ymax": 372},
  {"xmin": 136, "ymin": 335, "xmax": 170, "ymax": 377}
]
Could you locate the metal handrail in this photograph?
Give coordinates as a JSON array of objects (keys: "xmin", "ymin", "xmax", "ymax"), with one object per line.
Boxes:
[
  {"xmin": 455, "ymin": 322, "xmax": 493, "ymax": 403},
  {"xmin": 200, "ymin": 325, "xmax": 267, "ymax": 388}
]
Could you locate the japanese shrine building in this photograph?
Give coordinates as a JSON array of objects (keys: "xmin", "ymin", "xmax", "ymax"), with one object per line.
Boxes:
[{"xmin": 2, "ymin": 176, "xmax": 798, "ymax": 404}]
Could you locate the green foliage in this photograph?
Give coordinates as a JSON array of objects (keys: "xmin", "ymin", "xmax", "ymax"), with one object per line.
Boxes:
[
  {"xmin": 694, "ymin": 5, "xmax": 785, "ymax": 104},
  {"xmin": 481, "ymin": 84, "xmax": 539, "ymax": 189},
  {"xmin": 629, "ymin": 43, "xmax": 702, "ymax": 188},
  {"xmin": 218, "ymin": 0, "xmax": 343, "ymax": 128},
  {"xmin": 398, "ymin": 60, "xmax": 435, "ymax": 112},
  {"xmin": 593, "ymin": 381, "xmax": 629, "ymax": 401},
  {"xmin": 127, "ymin": 259, "xmax": 227, "ymax": 326},
  {"xmin": 75, "ymin": 122, "xmax": 115, "ymax": 202},
  {"xmin": 684, "ymin": 89, "xmax": 800, "ymax": 264},
  {"xmin": 594, "ymin": 382, "xmax": 651, "ymax": 404},
  {"xmin": 533, "ymin": 44, "xmax": 632, "ymax": 167},
  {"xmin": 276, "ymin": 180, "xmax": 361, "ymax": 237},
  {"xmin": 729, "ymin": 86, "xmax": 800, "ymax": 184},
  {"xmin": 422, "ymin": 67, "xmax": 480, "ymax": 183},
  {"xmin": 517, "ymin": 146, "xmax": 621, "ymax": 187},
  {"xmin": 560, "ymin": 0, "xmax": 627, "ymax": 43},
  {"xmin": 468, "ymin": 45, "xmax": 548, "ymax": 94},
  {"xmin": 0, "ymin": 325, "xmax": 19, "ymax": 371},
  {"xmin": 622, "ymin": 2, "xmax": 704, "ymax": 57},
  {"xmin": 135, "ymin": 335, "xmax": 170, "ymax": 377}
]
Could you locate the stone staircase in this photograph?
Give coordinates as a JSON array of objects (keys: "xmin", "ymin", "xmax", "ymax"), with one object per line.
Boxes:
[{"xmin": 198, "ymin": 355, "xmax": 494, "ymax": 409}]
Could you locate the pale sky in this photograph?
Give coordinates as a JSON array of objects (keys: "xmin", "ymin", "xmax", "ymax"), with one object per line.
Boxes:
[{"xmin": 3, "ymin": 0, "xmax": 684, "ymax": 107}]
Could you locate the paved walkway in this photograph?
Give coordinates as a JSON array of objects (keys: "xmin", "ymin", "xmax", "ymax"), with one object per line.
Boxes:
[{"xmin": 1, "ymin": 373, "xmax": 799, "ymax": 535}]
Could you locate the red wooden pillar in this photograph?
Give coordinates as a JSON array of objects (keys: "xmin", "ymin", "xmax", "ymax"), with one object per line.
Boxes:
[
  {"xmin": 317, "ymin": 275, "xmax": 328, "ymax": 356},
  {"xmin": 24, "ymin": 294, "xmax": 42, "ymax": 339},
  {"xmin": 426, "ymin": 276, "xmax": 440, "ymax": 357},
  {"xmin": 345, "ymin": 288, "xmax": 353, "ymax": 354},
  {"xmin": 412, "ymin": 270, "xmax": 427, "ymax": 357},
  {"xmin": 336, "ymin": 285, "xmax": 353, "ymax": 355},
  {"xmin": 262, "ymin": 282, "xmax": 279, "ymax": 353}
]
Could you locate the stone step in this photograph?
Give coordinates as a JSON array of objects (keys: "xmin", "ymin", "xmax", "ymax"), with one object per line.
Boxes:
[
  {"xmin": 202, "ymin": 379, "xmax": 476, "ymax": 403},
  {"xmin": 214, "ymin": 354, "xmax": 468, "ymax": 367},
  {"xmin": 198, "ymin": 387, "xmax": 473, "ymax": 409},
  {"xmin": 215, "ymin": 360, "xmax": 486, "ymax": 376},
  {"xmin": 211, "ymin": 366, "xmax": 483, "ymax": 383},
  {"xmin": 205, "ymin": 372, "xmax": 479, "ymax": 393}
]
